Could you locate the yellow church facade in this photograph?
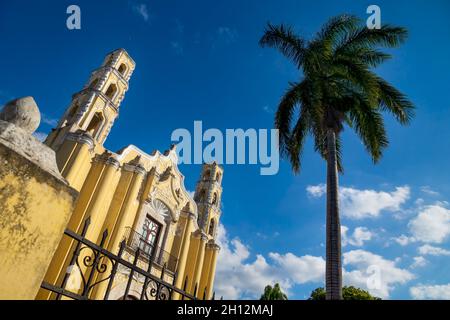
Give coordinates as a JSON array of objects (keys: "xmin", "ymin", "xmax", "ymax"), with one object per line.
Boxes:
[{"xmin": 37, "ymin": 48, "xmax": 222, "ymax": 300}]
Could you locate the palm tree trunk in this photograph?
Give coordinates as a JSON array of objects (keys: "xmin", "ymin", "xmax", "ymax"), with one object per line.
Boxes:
[{"xmin": 325, "ymin": 128, "xmax": 343, "ymax": 300}]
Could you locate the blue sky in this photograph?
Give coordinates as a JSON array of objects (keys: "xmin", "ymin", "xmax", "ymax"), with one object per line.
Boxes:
[{"xmin": 1, "ymin": 0, "xmax": 450, "ymax": 299}]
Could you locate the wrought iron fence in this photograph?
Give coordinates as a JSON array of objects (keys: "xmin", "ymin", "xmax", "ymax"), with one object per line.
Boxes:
[
  {"xmin": 40, "ymin": 216, "xmax": 215, "ymax": 300},
  {"xmin": 124, "ymin": 227, "xmax": 178, "ymax": 273}
]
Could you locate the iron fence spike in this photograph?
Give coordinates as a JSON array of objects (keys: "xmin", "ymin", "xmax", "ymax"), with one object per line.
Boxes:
[
  {"xmin": 119, "ymin": 239, "xmax": 126, "ymax": 251},
  {"xmin": 183, "ymin": 276, "xmax": 188, "ymax": 291},
  {"xmin": 100, "ymin": 229, "xmax": 108, "ymax": 246},
  {"xmin": 193, "ymin": 283, "xmax": 198, "ymax": 298},
  {"xmin": 81, "ymin": 216, "xmax": 91, "ymax": 237},
  {"xmin": 172, "ymin": 271, "xmax": 178, "ymax": 285}
]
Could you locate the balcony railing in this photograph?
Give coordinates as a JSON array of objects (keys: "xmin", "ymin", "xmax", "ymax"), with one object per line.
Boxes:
[{"xmin": 124, "ymin": 227, "xmax": 178, "ymax": 273}]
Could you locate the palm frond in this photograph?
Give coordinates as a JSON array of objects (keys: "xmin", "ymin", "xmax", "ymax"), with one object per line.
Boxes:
[
  {"xmin": 337, "ymin": 47, "xmax": 391, "ymax": 68},
  {"xmin": 348, "ymin": 96, "xmax": 389, "ymax": 162},
  {"xmin": 286, "ymin": 108, "xmax": 311, "ymax": 173},
  {"xmin": 259, "ymin": 23, "xmax": 306, "ymax": 67},
  {"xmin": 337, "ymin": 25, "xmax": 408, "ymax": 54},
  {"xmin": 274, "ymin": 81, "xmax": 305, "ymax": 154},
  {"xmin": 303, "ymin": 39, "xmax": 330, "ymax": 75},
  {"xmin": 316, "ymin": 14, "xmax": 360, "ymax": 53},
  {"xmin": 331, "ymin": 58, "xmax": 380, "ymax": 105},
  {"xmin": 376, "ymin": 77, "xmax": 415, "ymax": 124}
]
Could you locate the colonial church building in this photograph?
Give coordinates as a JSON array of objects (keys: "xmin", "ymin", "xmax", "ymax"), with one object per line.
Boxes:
[{"xmin": 37, "ymin": 49, "xmax": 222, "ymax": 300}]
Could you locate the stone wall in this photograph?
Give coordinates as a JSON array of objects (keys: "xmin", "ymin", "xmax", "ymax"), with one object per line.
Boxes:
[{"xmin": 0, "ymin": 97, "xmax": 78, "ymax": 299}]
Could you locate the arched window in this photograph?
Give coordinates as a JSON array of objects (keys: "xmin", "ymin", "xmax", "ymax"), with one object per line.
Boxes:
[
  {"xmin": 86, "ymin": 112, "xmax": 104, "ymax": 138},
  {"xmin": 215, "ymin": 172, "xmax": 221, "ymax": 183},
  {"xmin": 212, "ymin": 192, "xmax": 217, "ymax": 206},
  {"xmin": 118, "ymin": 63, "xmax": 127, "ymax": 76},
  {"xmin": 105, "ymin": 83, "xmax": 118, "ymax": 100},
  {"xmin": 208, "ymin": 219, "xmax": 215, "ymax": 236},
  {"xmin": 141, "ymin": 215, "xmax": 162, "ymax": 257},
  {"xmin": 203, "ymin": 170, "xmax": 211, "ymax": 180},
  {"xmin": 195, "ymin": 189, "xmax": 206, "ymax": 203}
]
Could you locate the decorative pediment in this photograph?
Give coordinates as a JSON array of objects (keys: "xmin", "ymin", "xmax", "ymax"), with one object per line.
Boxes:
[
  {"xmin": 159, "ymin": 166, "xmax": 172, "ymax": 182},
  {"xmin": 114, "ymin": 144, "xmax": 198, "ymax": 219},
  {"xmin": 148, "ymin": 187, "xmax": 179, "ymax": 221}
]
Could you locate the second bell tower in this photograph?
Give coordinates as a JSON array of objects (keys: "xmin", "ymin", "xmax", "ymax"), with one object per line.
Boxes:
[{"xmin": 194, "ymin": 162, "xmax": 223, "ymax": 238}]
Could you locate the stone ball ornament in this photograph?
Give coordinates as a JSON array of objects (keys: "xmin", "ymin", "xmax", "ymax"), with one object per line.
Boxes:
[{"xmin": 0, "ymin": 96, "xmax": 41, "ymax": 134}]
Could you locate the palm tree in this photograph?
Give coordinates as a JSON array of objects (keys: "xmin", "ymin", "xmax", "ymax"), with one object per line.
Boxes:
[
  {"xmin": 260, "ymin": 15, "xmax": 414, "ymax": 300},
  {"xmin": 260, "ymin": 283, "xmax": 288, "ymax": 300}
]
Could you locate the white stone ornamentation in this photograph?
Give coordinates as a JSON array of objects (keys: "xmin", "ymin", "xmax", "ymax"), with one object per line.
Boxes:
[{"xmin": 150, "ymin": 198, "xmax": 171, "ymax": 219}]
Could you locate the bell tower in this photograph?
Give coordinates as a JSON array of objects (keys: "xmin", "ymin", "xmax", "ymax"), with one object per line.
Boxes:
[
  {"xmin": 194, "ymin": 162, "xmax": 223, "ymax": 239},
  {"xmin": 46, "ymin": 48, "xmax": 135, "ymax": 150},
  {"xmin": 44, "ymin": 49, "xmax": 135, "ymax": 191},
  {"xmin": 186, "ymin": 162, "xmax": 222, "ymax": 299}
]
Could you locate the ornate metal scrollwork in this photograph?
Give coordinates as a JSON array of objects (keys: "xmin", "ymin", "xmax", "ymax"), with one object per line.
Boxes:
[
  {"xmin": 145, "ymin": 280, "xmax": 171, "ymax": 300},
  {"xmin": 73, "ymin": 245, "xmax": 116, "ymax": 297}
]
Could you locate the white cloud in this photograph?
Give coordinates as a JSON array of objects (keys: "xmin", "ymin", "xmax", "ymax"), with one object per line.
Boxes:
[
  {"xmin": 418, "ymin": 244, "xmax": 450, "ymax": 256},
  {"xmin": 420, "ymin": 186, "xmax": 439, "ymax": 196},
  {"xmin": 410, "ymin": 256, "xmax": 428, "ymax": 269},
  {"xmin": 268, "ymin": 253, "xmax": 325, "ymax": 284},
  {"xmin": 415, "ymin": 198, "xmax": 425, "ymax": 206},
  {"xmin": 410, "ymin": 284, "xmax": 450, "ymax": 300},
  {"xmin": 340, "ymin": 186, "xmax": 410, "ymax": 219},
  {"xmin": 133, "ymin": 3, "xmax": 150, "ymax": 22},
  {"xmin": 306, "ymin": 184, "xmax": 326, "ymax": 198},
  {"xmin": 392, "ymin": 234, "xmax": 416, "ymax": 246},
  {"xmin": 41, "ymin": 113, "xmax": 58, "ymax": 127},
  {"xmin": 255, "ymin": 232, "xmax": 267, "ymax": 239},
  {"xmin": 408, "ymin": 205, "xmax": 450, "ymax": 243},
  {"xmin": 306, "ymin": 184, "xmax": 410, "ymax": 219},
  {"xmin": 33, "ymin": 131, "xmax": 48, "ymax": 142},
  {"xmin": 342, "ymin": 226, "xmax": 373, "ymax": 247},
  {"xmin": 343, "ymin": 249, "xmax": 414, "ymax": 298},
  {"xmin": 255, "ymin": 231, "xmax": 280, "ymax": 240},
  {"xmin": 214, "ymin": 224, "xmax": 324, "ymax": 299}
]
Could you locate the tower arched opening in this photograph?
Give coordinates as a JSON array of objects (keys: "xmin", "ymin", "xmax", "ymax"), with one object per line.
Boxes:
[
  {"xmin": 118, "ymin": 63, "xmax": 127, "ymax": 76},
  {"xmin": 208, "ymin": 219, "xmax": 216, "ymax": 236},
  {"xmin": 86, "ymin": 112, "xmax": 104, "ymax": 138},
  {"xmin": 105, "ymin": 83, "xmax": 118, "ymax": 100}
]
